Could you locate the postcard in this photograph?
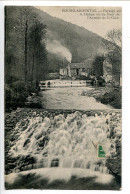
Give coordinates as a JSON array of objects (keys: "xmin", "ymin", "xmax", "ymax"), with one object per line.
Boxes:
[{"xmin": 4, "ymin": 5, "xmax": 122, "ymax": 190}]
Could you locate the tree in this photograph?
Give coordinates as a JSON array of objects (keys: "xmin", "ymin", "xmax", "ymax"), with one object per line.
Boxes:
[
  {"xmin": 92, "ymin": 55, "xmax": 105, "ymax": 77},
  {"xmin": 103, "ymin": 28, "xmax": 122, "ymax": 68},
  {"xmin": 5, "ymin": 6, "xmax": 34, "ymax": 85},
  {"xmin": 103, "ymin": 28, "xmax": 122, "ymax": 57},
  {"xmin": 107, "ymin": 28, "xmax": 122, "ymax": 48},
  {"xmin": 28, "ymin": 21, "xmax": 47, "ymax": 89},
  {"xmin": 5, "ymin": 6, "xmax": 48, "ymax": 89},
  {"xmin": 24, "ymin": 20, "xmax": 28, "ymax": 87},
  {"xmin": 102, "ymin": 29, "xmax": 122, "ymax": 85},
  {"xmin": 5, "ymin": 6, "xmax": 48, "ymax": 109}
]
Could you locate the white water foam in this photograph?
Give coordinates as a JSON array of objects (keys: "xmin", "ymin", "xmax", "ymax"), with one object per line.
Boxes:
[
  {"xmin": 8, "ymin": 111, "xmax": 121, "ymax": 177},
  {"xmin": 5, "ymin": 168, "xmax": 114, "ymax": 185}
]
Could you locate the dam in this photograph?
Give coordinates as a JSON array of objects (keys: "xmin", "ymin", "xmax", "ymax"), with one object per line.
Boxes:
[{"xmin": 39, "ymin": 80, "xmax": 89, "ymax": 89}]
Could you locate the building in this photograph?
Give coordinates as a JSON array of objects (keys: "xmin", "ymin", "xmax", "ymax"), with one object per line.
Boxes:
[{"xmin": 59, "ymin": 59, "xmax": 93, "ymax": 79}]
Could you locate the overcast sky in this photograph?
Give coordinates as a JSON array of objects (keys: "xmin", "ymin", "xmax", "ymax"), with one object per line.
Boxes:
[{"xmin": 36, "ymin": 6, "xmax": 122, "ymax": 38}]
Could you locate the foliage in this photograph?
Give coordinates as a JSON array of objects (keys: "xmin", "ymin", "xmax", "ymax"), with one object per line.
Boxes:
[
  {"xmin": 96, "ymin": 87, "xmax": 121, "ymax": 109},
  {"xmin": 5, "ymin": 6, "xmax": 48, "ymax": 89},
  {"xmin": 106, "ymin": 29, "xmax": 122, "ymax": 50},
  {"xmin": 102, "ymin": 29, "xmax": 122, "ymax": 84},
  {"xmin": 103, "ymin": 29, "xmax": 121, "ymax": 55},
  {"xmin": 103, "ymin": 29, "xmax": 122, "ymax": 66},
  {"xmin": 92, "ymin": 55, "xmax": 105, "ymax": 77},
  {"xmin": 28, "ymin": 21, "xmax": 47, "ymax": 84},
  {"xmin": 5, "ymin": 84, "xmax": 13, "ymax": 101},
  {"xmin": 11, "ymin": 81, "xmax": 28, "ymax": 98},
  {"xmin": 5, "ymin": 6, "xmax": 49, "ymax": 109},
  {"xmin": 5, "ymin": 81, "xmax": 27, "ymax": 102}
]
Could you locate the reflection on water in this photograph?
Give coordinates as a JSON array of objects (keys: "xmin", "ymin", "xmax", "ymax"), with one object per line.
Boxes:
[{"xmin": 39, "ymin": 87, "xmax": 112, "ymax": 110}]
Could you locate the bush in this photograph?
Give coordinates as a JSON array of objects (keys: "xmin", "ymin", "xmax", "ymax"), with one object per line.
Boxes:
[
  {"xmin": 5, "ymin": 84, "xmax": 13, "ymax": 101},
  {"xmin": 6, "ymin": 75, "xmax": 19, "ymax": 85},
  {"xmin": 96, "ymin": 87, "xmax": 121, "ymax": 109},
  {"xmin": 5, "ymin": 81, "xmax": 29, "ymax": 111},
  {"xmin": 12, "ymin": 81, "xmax": 28, "ymax": 98},
  {"xmin": 97, "ymin": 76, "xmax": 105, "ymax": 86}
]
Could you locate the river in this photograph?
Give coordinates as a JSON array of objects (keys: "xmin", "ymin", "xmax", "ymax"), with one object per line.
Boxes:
[{"xmin": 39, "ymin": 87, "xmax": 112, "ymax": 110}]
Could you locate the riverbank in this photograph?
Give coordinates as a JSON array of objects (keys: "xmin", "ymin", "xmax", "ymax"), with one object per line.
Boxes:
[
  {"xmin": 81, "ymin": 86, "xmax": 121, "ymax": 109},
  {"xmin": 5, "ymin": 85, "xmax": 121, "ymax": 112},
  {"xmin": 5, "ymin": 93, "xmax": 42, "ymax": 112}
]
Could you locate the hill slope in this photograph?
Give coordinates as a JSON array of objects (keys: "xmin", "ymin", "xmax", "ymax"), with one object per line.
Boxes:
[
  {"xmin": 33, "ymin": 7, "xmax": 105, "ymax": 64},
  {"xmin": 5, "ymin": 6, "xmax": 106, "ymax": 74}
]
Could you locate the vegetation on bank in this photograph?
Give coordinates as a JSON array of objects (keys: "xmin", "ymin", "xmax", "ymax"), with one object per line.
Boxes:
[
  {"xmin": 5, "ymin": 82, "xmax": 42, "ymax": 111},
  {"xmin": 5, "ymin": 7, "xmax": 48, "ymax": 110},
  {"xmin": 82, "ymin": 86, "xmax": 121, "ymax": 109}
]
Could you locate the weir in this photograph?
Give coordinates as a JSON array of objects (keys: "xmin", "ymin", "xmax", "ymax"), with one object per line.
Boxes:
[{"xmin": 39, "ymin": 80, "xmax": 88, "ymax": 89}]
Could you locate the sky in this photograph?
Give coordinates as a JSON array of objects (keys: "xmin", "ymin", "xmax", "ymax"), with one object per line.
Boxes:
[{"xmin": 36, "ymin": 6, "xmax": 122, "ymax": 38}]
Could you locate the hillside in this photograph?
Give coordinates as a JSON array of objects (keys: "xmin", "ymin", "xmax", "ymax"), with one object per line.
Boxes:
[
  {"xmin": 33, "ymin": 7, "xmax": 106, "ymax": 71},
  {"xmin": 5, "ymin": 6, "xmax": 106, "ymax": 77}
]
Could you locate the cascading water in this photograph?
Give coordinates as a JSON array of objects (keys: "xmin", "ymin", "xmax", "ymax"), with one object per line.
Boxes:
[{"xmin": 9, "ymin": 111, "xmax": 121, "ymax": 176}]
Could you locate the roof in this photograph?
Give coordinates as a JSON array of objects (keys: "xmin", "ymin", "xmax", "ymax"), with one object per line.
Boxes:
[
  {"xmin": 84, "ymin": 59, "xmax": 93, "ymax": 68},
  {"xmin": 69, "ymin": 63, "xmax": 85, "ymax": 69},
  {"xmin": 69, "ymin": 59, "xmax": 93, "ymax": 69}
]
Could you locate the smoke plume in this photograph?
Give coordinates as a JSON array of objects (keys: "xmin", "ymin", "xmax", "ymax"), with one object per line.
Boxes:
[{"xmin": 46, "ymin": 39, "xmax": 72, "ymax": 62}]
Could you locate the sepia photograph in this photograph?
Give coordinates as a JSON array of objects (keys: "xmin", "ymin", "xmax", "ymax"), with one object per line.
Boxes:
[{"xmin": 4, "ymin": 6, "xmax": 122, "ymax": 190}]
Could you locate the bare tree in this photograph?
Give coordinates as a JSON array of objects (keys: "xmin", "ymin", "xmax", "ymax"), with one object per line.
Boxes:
[
  {"xmin": 102, "ymin": 28, "xmax": 122, "ymax": 82},
  {"xmin": 103, "ymin": 28, "xmax": 122, "ymax": 57},
  {"xmin": 107, "ymin": 29, "xmax": 122, "ymax": 47}
]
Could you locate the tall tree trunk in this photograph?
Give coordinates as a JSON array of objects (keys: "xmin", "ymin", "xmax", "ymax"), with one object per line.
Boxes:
[
  {"xmin": 36, "ymin": 43, "xmax": 40, "ymax": 89},
  {"xmin": 31, "ymin": 54, "xmax": 34, "ymax": 89},
  {"xmin": 25, "ymin": 20, "xmax": 28, "ymax": 87}
]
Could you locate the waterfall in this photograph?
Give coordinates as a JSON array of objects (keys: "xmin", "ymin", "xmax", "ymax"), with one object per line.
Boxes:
[{"xmin": 9, "ymin": 111, "xmax": 121, "ymax": 175}]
